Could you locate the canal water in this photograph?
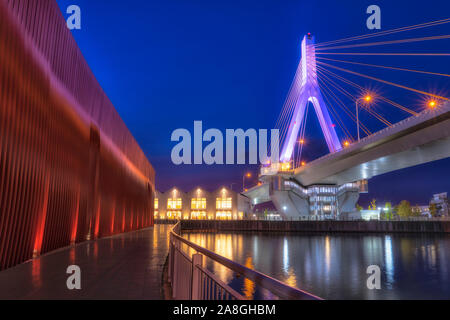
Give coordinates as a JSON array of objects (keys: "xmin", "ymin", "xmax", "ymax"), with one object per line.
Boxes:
[{"xmin": 182, "ymin": 231, "xmax": 450, "ymax": 299}]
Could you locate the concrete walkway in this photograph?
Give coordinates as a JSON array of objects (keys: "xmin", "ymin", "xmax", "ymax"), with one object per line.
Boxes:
[{"xmin": 0, "ymin": 224, "xmax": 171, "ymax": 299}]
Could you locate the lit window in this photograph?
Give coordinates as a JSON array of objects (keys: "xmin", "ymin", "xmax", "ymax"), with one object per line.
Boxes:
[
  {"xmin": 167, "ymin": 211, "xmax": 181, "ymax": 219},
  {"xmin": 191, "ymin": 211, "xmax": 207, "ymax": 220},
  {"xmin": 191, "ymin": 198, "xmax": 206, "ymax": 209},
  {"xmin": 168, "ymin": 198, "xmax": 182, "ymax": 209},
  {"xmin": 154, "ymin": 198, "xmax": 158, "ymax": 209},
  {"xmin": 216, "ymin": 197, "xmax": 232, "ymax": 209},
  {"xmin": 280, "ymin": 162, "xmax": 291, "ymax": 172},
  {"xmin": 216, "ymin": 211, "xmax": 232, "ymax": 220}
]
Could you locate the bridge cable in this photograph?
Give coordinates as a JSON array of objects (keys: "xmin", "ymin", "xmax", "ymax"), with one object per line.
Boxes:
[
  {"xmin": 318, "ymin": 80, "xmax": 357, "ymax": 140},
  {"xmin": 316, "ymin": 57, "xmax": 450, "ymax": 78},
  {"xmin": 316, "ymin": 68, "xmax": 374, "ymax": 136},
  {"xmin": 316, "ymin": 52, "xmax": 450, "ymax": 56},
  {"xmin": 316, "ymin": 34, "xmax": 450, "ymax": 51},
  {"xmin": 317, "ymin": 73, "xmax": 370, "ymax": 137},
  {"xmin": 315, "ymin": 18, "xmax": 450, "ymax": 47},
  {"xmin": 316, "ymin": 61, "xmax": 449, "ymax": 101},
  {"xmin": 316, "ymin": 65, "xmax": 419, "ymax": 116}
]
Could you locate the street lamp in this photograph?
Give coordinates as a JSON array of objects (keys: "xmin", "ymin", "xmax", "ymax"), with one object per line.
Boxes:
[
  {"xmin": 294, "ymin": 138, "xmax": 305, "ymax": 168},
  {"xmin": 428, "ymin": 100, "xmax": 437, "ymax": 109},
  {"xmin": 242, "ymin": 172, "xmax": 251, "ymax": 192},
  {"xmin": 356, "ymin": 94, "xmax": 373, "ymax": 142}
]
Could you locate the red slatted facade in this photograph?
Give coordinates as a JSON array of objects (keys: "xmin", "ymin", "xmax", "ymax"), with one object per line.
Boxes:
[{"xmin": 0, "ymin": 0, "xmax": 155, "ymax": 270}]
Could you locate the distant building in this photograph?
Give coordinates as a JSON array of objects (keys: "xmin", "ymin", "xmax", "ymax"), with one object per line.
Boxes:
[
  {"xmin": 155, "ymin": 186, "xmax": 251, "ymax": 220},
  {"xmin": 252, "ymin": 201, "xmax": 282, "ymax": 220},
  {"xmin": 430, "ymin": 193, "xmax": 449, "ymax": 217},
  {"xmin": 412, "ymin": 205, "xmax": 430, "ymax": 217},
  {"xmin": 360, "ymin": 209, "xmax": 381, "ymax": 221}
]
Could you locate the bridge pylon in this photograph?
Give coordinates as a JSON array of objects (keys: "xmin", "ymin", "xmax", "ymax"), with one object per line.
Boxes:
[{"xmin": 280, "ymin": 34, "xmax": 342, "ymax": 162}]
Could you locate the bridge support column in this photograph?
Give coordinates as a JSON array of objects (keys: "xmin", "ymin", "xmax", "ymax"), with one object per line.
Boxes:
[
  {"xmin": 337, "ymin": 189, "xmax": 360, "ymax": 218},
  {"xmin": 265, "ymin": 177, "xmax": 363, "ymax": 220},
  {"xmin": 269, "ymin": 176, "xmax": 310, "ymax": 219}
]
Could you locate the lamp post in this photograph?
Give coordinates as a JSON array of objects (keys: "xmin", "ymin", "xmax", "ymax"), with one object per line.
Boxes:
[
  {"xmin": 355, "ymin": 94, "xmax": 372, "ymax": 142},
  {"xmin": 428, "ymin": 100, "xmax": 437, "ymax": 109},
  {"xmin": 294, "ymin": 139, "xmax": 305, "ymax": 168},
  {"xmin": 242, "ymin": 172, "xmax": 251, "ymax": 192}
]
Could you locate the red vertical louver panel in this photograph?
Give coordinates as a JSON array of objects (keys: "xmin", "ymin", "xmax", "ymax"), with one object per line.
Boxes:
[{"xmin": 0, "ymin": 0, "xmax": 155, "ymax": 270}]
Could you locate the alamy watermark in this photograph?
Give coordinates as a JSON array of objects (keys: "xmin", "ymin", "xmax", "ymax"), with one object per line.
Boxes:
[
  {"xmin": 66, "ymin": 5, "xmax": 81, "ymax": 30},
  {"xmin": 66, "ymin": 265, "xmax": 81, "ymax": 290},
  {"xmin": 171, "ymin": 121, "xmax": 280, "ymax": 165},
  {"xmin": 366, "ymin": 5, "xmax": 381, "ymax": 30},
  {"xmin": 366, "ymin": 265, "xmax": 381, "ymax": 289}
]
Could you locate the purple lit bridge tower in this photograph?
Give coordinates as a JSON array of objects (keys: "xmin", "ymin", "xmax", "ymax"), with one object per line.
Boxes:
[
  {"xmin": 244, "ymin": 33, "xmax": 450, "ymax": 220},
  {"xmin": 250, "ymin": 34, "xmax": 361, "ymax": 220}
]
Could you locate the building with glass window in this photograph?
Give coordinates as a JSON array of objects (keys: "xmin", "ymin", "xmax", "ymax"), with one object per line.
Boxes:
[
  {"xmin": 430, "ymin": 192, "xmax": 449, "ymax": 217},
  {"xmin": 155, "ymin": 186, "xmax": 250, "ymax": 220}
]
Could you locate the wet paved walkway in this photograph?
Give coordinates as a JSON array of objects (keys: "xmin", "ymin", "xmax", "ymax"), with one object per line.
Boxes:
[{"xmin": 0, "ymin": 224, "xmax": 171, "ymax": 299}]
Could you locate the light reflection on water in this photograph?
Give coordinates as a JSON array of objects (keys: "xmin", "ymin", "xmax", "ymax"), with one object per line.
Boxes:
[{"xmin": 183, "ymin": 231, "xmax": 450, "ymax": 300}]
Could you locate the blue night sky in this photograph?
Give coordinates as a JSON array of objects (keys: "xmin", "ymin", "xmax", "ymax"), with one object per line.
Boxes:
[{"xmin": 56, "ymin": 0, "xmax": 450, "ymax": 206}]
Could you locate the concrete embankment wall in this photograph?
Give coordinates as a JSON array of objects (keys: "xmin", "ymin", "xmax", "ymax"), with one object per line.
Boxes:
[
  {"xmin": 179, "ymin": 220, "xmax": 450, "ymax": 233},
  {"xmin": 154, "ymin": 219, "xmax": 177, "ymax": 225}
]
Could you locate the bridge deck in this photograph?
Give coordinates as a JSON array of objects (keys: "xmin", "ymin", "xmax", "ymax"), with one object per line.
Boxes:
[{"xmin": 0, "ymin": 225, "xmax": 171, "ymax": 299}]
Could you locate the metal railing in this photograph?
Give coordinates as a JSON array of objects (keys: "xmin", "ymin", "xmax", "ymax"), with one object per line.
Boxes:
[{"xmin": 168, "ymin": 221, "xmax": 322, "ymax": 300}]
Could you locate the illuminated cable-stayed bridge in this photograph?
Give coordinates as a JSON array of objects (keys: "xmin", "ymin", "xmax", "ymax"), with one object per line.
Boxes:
[
  {"xmin": 245, "ymin": 20, "xmax": 450, "ymax": 219},
  {"xmin": 0, "ymin": 0, "xmax": 449, "ymax": 301}
]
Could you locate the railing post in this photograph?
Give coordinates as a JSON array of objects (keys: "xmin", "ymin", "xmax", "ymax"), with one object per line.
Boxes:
[
  {"xmin": 172, "ymin": 240, "xmax": 180, "ymax": 299},
  {"xmin": 191, "ymin": 253, "xmax": 203, "ymax": 300},
  {"xmin": 168, "ymin": 234, "xmax": 173, "ymax": 283}
]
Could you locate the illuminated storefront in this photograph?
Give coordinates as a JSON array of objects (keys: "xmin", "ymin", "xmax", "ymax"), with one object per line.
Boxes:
[
  {"xmin": 154, "ymin": 187, "xmax": 250, "ymax": 220},
  {"xmin": 167, "ymin": 195, "xmax": 182, "ymax": 219},
  {"xmin": 191, "ymin": 211, "xmax": 207, "ymax": 219},
  {"xmin": 216, "ymin": 211, "xmax": 232, "ymax": 220},
  {"xmin": 191, "ymin": 197, "xmax": 207, "ymax": 219},
  {"xmin": 167, "ymin": 211, "xmax": 182, "ymax": 219},
  {"xmin": 216, "ymin": 196, "xmax": 232, "ymax": 220}
]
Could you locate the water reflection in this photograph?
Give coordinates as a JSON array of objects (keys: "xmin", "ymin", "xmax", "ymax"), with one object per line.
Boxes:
[
  {"xmin": 243, "ymin": 257, "xmax": 255, "ymax": 299},
  {"xmin": 183, "ymin": 231, "xmax": 450, "ymax": 300},
  {"xmin": 284, "ymin": 267, "xmax": 297, "ymax": 288},
  {"xmin": 384, "ymin": 235, "xmax": 394, "ymax": 288},
  {"xmin": 325, "ymin": 236, "xmax": 331, "ymax": 274},
  {"xmin": 283, "ymin": 238, "xmax": 288, "ymax": 272}
]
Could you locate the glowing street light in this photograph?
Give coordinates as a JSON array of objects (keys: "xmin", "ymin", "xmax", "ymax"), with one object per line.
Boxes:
[
  {"xmin": 428, "ymin": 100, "xmax": 437, "ymax": 109},
  {"xmin": 301, "ymin": 161, "xmax": 306, "ymax": 166},
  {"xmin": 343, "ymin": 140, "xmax": 350, "ymax": 147},
  {"xmin": 356, "ymin": 93, "xmax": 374, "ymax": 142},
  {"xmin": 243, "ymin": 172, "xmax": 252, "ymax": 192}
]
